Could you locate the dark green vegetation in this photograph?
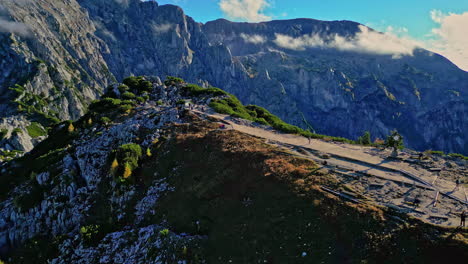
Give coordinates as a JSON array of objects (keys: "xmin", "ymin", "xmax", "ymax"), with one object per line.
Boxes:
[
  {"xmin": 9, "ymin": 84, "xmax": 60, "ymax": 127},
  {"xmin": 357, "ymin": 131, "xmax": 372, "ymax": 145},
  {"xmin": 426, "ymin": 150, "xmax": 468, "ymax": 161},
  {"xmin": 0, "ymin": 129, "xmax": 8, "ymax": 140},
  {"xmin": 0, "ymin": 149, "xmax": 23, "ymax": 162},
  {"xmin": 208, "ymin": 92, "xmax": 355, "ymax": 144},
  {"xmin": 112, "ymin": 143, "xmax": 143, "ymax": 182},
  {"xmin": 137, "ymin": 119, "xmax": 468, "ymax": 263},
  {"xmin": 181, "ymin": 84, "xmax": 228, "ymax": 97},
  {"xmin": 385, "ymin": 130, "xmax": 405, "ymax": 150},
  {"xmin": 26, "ymin": 122, "xmax": 47, "ymax": 138},
  {"xmin": 0, "ymin": 120, "xmax": 74, "ymax": 201},
  {"xmin": 164, "ymin": 76, "xmax": 184, "ymax": 86}
]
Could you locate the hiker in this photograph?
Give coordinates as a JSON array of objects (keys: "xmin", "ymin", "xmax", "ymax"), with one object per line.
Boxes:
[
  {"xmin": 461, "ymin": 211, "xmax": 466, "ymax": 227},
  {"xmin": 418, "ymin": 153, "xmax": 424, "ymax": 160},
  {"xmin": 454, "ymin": 178, "xmax": 461, "ymax": 191},
  {"xmin": 414, "ymin": 197, "xmax": 421, "ymax": 207},
  {"xmin": 308, "ymin": 135, "xmax": 311, "ymax": 144}
]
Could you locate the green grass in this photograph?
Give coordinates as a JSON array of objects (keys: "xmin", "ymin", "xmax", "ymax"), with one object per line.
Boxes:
[
  {"xmin": 26, "ymin": 122, "xmax": 47, "ymax": 138},
  {"xmin": 426, "ymin": 150, "xmax": 445, "ymax": 155},
  {"xmin": 448, "ymin": 153, "xmax": 468, "ymax": 160},
  {"xmin": 424, "ymin": 150, "xmax": 467, "ymax": 160},
  {"xmin": 182, "ymin": 84, "xmax": 228, "ymax": 97},
  {"xmin": 209, "ymin": 95, "xmax": 355, "ymax": 144},
  {"xmin": 164, "ymin": 76, "xmax": 184, "ymax": 86},
  {"xmin": 9, "ymin": 84, "xmax": 60, "ymax": 127},
  {"xmin": 0, "ymin": 129, "xmax": 7, "ymax": 140}
]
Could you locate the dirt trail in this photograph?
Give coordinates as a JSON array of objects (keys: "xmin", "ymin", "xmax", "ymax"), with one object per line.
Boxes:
[{"xmin": 191, "ymin": 108, "xmax": 468, "ymax": 227}]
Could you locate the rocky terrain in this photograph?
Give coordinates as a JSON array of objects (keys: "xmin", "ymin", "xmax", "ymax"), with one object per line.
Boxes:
[
  {"xmin": 0, "ymin": 0, "xmax": 466, "ymax": 154},
  {"xmin": 0, "ymin": 77, "xmax": 466, "ymax": 263}
]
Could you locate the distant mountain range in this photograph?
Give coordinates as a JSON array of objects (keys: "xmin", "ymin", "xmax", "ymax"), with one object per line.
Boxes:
[{"xmin": 0, "ymin": 0, "xmax": 466, "ymax": 154}]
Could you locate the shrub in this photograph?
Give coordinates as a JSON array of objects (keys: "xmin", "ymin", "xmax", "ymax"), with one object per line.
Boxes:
[
  {"xmin": 122, "ymin": 76, "xmax": 153, "ymax": 94},
  {"xmin": 0, "ymin": 129, "xmax": 7, "ymax": 140},
  {"xmin": 164, "ymin": 76, "xmax": 184, "ymax": 86},
  {"xmin": 357, "ymin": 131, "xmax": 372, "ymax": 145},
  {"xmin": 138, "ymin": 80, "xmax": 153, "ymax": 92},
  {"xmin": 123, "ymin": 162, "xmax": 132, "ymax": 179},
  {"xmin": 67, "ymin": 123, "xmax": 75, "ymax": 133},
  {"xmin": 182, "ymin": 84, "xmax": 228, "ymax": 97},
  {"xmin": 12, "ymin": 128, "xmax": 22, "ymax": 135},
  {"xmin": 110, "ymin": 158, "xmax": 119, "ymax": 175},
  {"xmin": 159, "ymin": 228, "xmax": 170, "ymax": 237},
  {"xmin": 122, "ymin": 92, "xmax": 136, "ymax": 100},
  {"xmin": 122, "ymin": 76, "xmax": 140, "ymax": 90},
  {"xmin": 426, "ymin": 150, "xmax": 444, "ymax": 155},
  {"xmin": 118, "ymin": 84, "xmax": 129, "ymax": 93},
  {"xmin": 448, "ymin": 153, "xmax": 468, "ymax": 160},
  {"xmin": 88, "ymin": 97, "xmax": 122, "ymax": 113},
  {"xmin": 136, "ymin": 96, "xmax": 145, "ymax": 103},
  {"xmin": 100, "ymin": 117, "xmax": 111, "ymax": 125},
  {"xmin": 119, "ymin": 104, "xmax": 134, "ymax": 113},
  {"xmin": 114, "ymin": 144, "xmax": 142, "ymax": 181},
  {"xmin": 146, "ymin": 148, "xmax": 152, "ymax": 157},
  {"xmin": 176, "ymin": 100, "xmax": 186, "ymax": 105},
  {"xmin": 385, "ymin": 130, "xmax": 404, "ymax": 150},
  {"xmin": 26, "ymin": 122, "xmax": 47, "ymax": 138},
  {"xmin": 80, "ymin": 224, "xmax": 100, "ymax": 245}
]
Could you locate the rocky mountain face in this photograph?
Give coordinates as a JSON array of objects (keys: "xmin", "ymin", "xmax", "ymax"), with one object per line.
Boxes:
[
  {"xmin": 0, "ymin": 77, "xmax": 466, "ymax": 263},
  {"xmin": 0, "ymin": 0, "xmax": 466, "ymax": 154}
]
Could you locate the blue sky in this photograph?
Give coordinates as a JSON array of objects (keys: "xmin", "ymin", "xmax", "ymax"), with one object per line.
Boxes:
[
  {"xmin": 153, "ymin": 0, "xmax": 468, "ymax": 70},
  {"xmin": 156, "ymin": 0, "xmax": 465, "ymax": 38}
]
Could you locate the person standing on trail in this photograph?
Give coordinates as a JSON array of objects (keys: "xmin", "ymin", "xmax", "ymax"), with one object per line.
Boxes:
[
  {"xmin": 461, "ymin": 211, "xmax": 466, "ymax": 227},
  {"xmin": 454, "ymin": 178, "xmax": 461, "ymax": 191},
  {"xmin": 306, "ymin": 129, "xmax": 311, "ymax": 144}
]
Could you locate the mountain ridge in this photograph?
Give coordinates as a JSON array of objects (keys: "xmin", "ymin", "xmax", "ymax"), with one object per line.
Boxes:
[
  {"xmin": 0, "ymin": 76, "xmax": 466, "ymax": 263},
  {"xmin": 0, "ymin": 0, "xmax": 466, "ymax": 154}
]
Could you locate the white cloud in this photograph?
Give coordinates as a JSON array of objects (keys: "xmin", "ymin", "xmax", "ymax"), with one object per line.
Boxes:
[
  {"xmin": 219, "ymin": 0, "xmax": 271, "ymax": 22},
  {"xmin": 274, "ymin": 25, "xmax": 418, "ymax": 58},
  {"xmin": 0, "ymin": 18, "xmax": 30, "ymax": 36},
  {"xmin": 152, "ymin": 23, "xmax": 173, "ymax": 34},
  {"xmin": 426, "ymin": 10, "xmax": 468, "ymax": 71},
  {"xmin": 240, "ymin": 33, "xmax": 266, "ymax": 44}
]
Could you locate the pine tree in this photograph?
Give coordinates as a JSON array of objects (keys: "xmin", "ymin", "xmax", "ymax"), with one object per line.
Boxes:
[
  {"xmin": 385, "ymin": 130, "xmax": 404, "ymax": 150},
  {"xmin": 123, "ymin": 162, "xmax": 132, "ymax": 179},
  {"xmin": 110, "ymin": 158, "xmax": 119, "ymax": 175},
  {"xmin": 67, "ymin": 123, "xmax": 75, "ymax": 133}
]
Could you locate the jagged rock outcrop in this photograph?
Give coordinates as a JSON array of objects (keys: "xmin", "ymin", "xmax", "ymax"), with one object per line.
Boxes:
[{"xmin": 0, "ymin": 0, "xmax": 466, "ymax": 153}]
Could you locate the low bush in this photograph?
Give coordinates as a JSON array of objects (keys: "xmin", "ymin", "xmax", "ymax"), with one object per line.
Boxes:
[
  {"xmin": 448, "ymin": 153, "xmax": 468, "ymax": 160},
  {"xmin": 209, "ymin": 95, "xmax": 357, "ymax": 144},
  {"xmin": 0, "ymin": 129, "xmax": 8, "ymax": 140},
  {"xmin": 80, "ymin": 224, "xmax": 101, "ymax": 246},
  {"xmin": 164, "ymin": 76, "xmax": 184, "ymax": 86},
  {"xmin": 26, "ymin": 122, "xmax": 47, "ymax": 138},
  {"xmin": 122, "ymin": 92, "xmax": 136, "ymax": 100},
  {"xmin": 112, "ymin": 143, "xmax": 142, "ymax": 181},
  {"xmin": 182, "ymin": 84, "xmax": 228, "ymax": 97}
]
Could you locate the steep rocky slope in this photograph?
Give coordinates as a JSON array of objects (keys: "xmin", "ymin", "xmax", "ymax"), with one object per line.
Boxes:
[
  {"xmin": 0, "ymin": 77, "xmax": 466, "ymax": 263},
  {"xmin": 0, "ymin": 0, "xmax": 466, "ymax": 154}
]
